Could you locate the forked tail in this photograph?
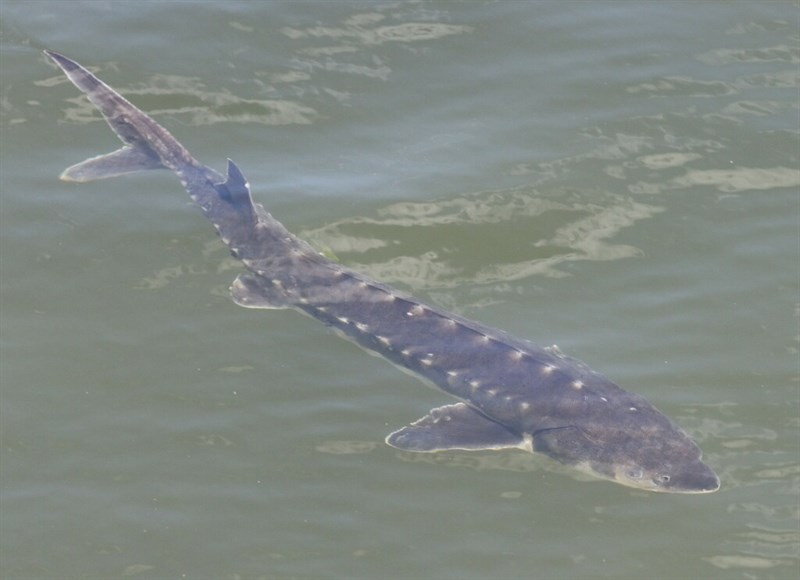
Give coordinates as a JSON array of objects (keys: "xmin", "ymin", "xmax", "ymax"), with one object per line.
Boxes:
[
  {"xmin": 46, "ymin": 50, "xmax": 284, "ymax": 274},
  {"xmin": 44, "ymin": 50, "xmax": 202, "ymax": 182}
]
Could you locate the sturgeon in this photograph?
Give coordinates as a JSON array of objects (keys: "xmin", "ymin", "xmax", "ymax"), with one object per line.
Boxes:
[{"xmin": 44, "ymin": 50, "xmax": 719, "ymax": 493}]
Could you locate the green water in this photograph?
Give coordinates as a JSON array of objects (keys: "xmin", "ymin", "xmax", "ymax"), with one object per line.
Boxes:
[{"xmin": 1, "ymin": 2, "xmax": 798, "ymax": 579}]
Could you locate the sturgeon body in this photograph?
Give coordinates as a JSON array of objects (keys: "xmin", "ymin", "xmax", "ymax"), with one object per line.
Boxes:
[{"xmin": 44, "ymin": 51, "xmax": 719, "ymax": 493}]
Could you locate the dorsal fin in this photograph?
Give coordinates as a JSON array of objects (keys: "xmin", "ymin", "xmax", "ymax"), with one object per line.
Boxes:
[
  {"xmin": 214, "ymin": 159, "xmax": 256, "ymax": 223},
  {"xmin": 223, "ymin": 159, "xmax": 250, "ymax": 201}
]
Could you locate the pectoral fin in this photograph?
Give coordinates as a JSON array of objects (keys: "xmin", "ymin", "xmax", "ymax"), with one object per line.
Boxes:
[
  {"xmin": 386, "ymin": 403, "xmax": 526, "ymax": 452},
  {"xmin": 60, "ymin": 145, "xmax": 164, "ymax": 182}
]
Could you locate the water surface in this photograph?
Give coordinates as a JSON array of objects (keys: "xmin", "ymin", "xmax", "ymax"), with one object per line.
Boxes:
[{"xmin": 1, "ymin": 2, "xmax": 798, "ymax": 579}]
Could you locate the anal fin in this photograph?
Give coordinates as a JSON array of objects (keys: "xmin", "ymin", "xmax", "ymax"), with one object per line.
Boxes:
[
  {"xmin": 386, "ymin": 403, "xmax": 526, "ymax": 452},
  {"xmin": 230, "ymin": 273, "xmax": 290, "ymax": 310}
]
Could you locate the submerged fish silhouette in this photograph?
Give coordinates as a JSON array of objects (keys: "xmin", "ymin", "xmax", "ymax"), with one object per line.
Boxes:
[{"xmin": 44, "ymin": 50, "xmax": 719, "ymax": 493}]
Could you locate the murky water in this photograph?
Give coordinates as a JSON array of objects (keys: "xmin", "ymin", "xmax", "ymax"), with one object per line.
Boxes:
[{"xmin": 2, "ymin": 2, "xmax": 798, "ymax": 579}]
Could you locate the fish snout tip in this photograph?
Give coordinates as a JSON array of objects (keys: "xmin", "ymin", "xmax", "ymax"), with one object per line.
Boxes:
[{"xmin": 672, "ymin": 463, "xmax": 721, "ymax": 494}]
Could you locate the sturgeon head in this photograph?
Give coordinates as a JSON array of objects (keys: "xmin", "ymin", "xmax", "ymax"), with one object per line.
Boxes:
[{"xmin": 528, "ymin": 375, "xmax": 719, "ymax": 493}]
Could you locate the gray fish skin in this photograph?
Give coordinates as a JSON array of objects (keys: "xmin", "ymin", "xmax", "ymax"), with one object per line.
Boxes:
[{"xmin": 44, "ymin": 51, "xmax": 720, "ymax": 494}]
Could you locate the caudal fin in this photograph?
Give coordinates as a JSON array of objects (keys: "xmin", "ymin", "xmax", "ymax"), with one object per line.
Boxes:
[
  {"xmin": 44, "ymin": 50, "xmax": 195, "ymax": 181},
  {"xmin": 56, "ymin": 145, "xmax": 164, "ymax": 182}
]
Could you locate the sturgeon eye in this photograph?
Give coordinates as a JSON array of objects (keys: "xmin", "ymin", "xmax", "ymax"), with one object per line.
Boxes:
[
  {"xmin": 626, "ymin": 468, "xmax": 643, "ymax": 480},
  {"xmin": 654, "ymin": 474, "xmax": 671, "ymax": 485}
]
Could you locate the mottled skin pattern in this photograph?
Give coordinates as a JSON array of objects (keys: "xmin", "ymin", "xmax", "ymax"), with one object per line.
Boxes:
[{"xmin": 45, "ymin": 51, "xmax": 719, "ymax": 493}]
